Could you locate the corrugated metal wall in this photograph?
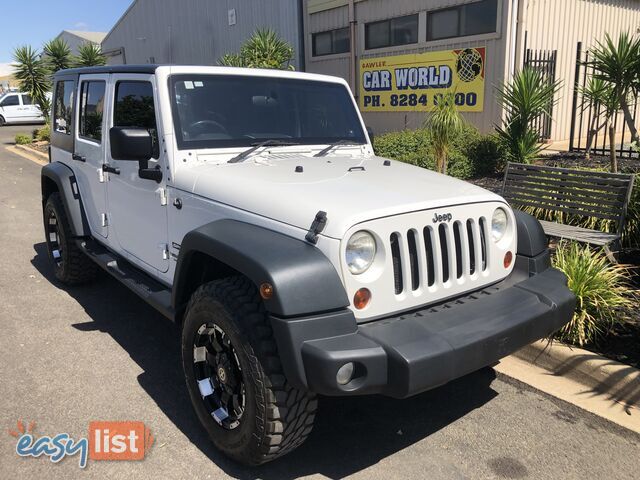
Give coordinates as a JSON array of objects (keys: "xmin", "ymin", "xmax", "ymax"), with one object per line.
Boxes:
[
  {"xmin": 305, "ymin": 0, "xmax": 514, "ymax": 134},
  {"xmin": 101, "ymin": 0, "xmax": 303, "ymax": 68},
  {"xmin": 523, "ymin": 0, "xmax": 640, "ymax": 142}
]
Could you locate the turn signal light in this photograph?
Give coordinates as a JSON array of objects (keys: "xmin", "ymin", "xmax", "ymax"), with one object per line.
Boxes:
[
  {"xmin": 353, "ymin": 288, "xmax": 371, "ymax": 310},
  {"xmin": 504, "ymin": 251, "xmax": 513, "ymax": 269},
  {"xmin": 259, "ymin": 282, "xmax": 274, "ymax": 300}
]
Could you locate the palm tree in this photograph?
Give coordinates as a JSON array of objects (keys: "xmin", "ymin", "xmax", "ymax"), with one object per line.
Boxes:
[
  {"xmin": 43, "ymin": 38, "xmax": 73, "ymax": 73},
  {"xmin": 580, "ymin": 77, "xmax": 620, "ymax": 170},
  {"xmin": 219, "ymin": 29, "xmax": 294, "ymax": 70},
  {"xmin": 424, "ymin": 93, "xmax": 466, "ymax": 175},
  {"xmin": 218, "ymin": 53, "xmax": 245, "ymax": 67},
  {"xmin": 589, "ymin": 32, "xmax": 640, "ymax": 145},
  {"xmin": 75, "ymin": 43, "xmax": 107, "ymax": 67},
  {"xmin": 495, "ymin": 67, "xmax": 561, "ymax": 163},
  {"xmin": 12, "ymin": 45, "xmax": 50, "ymax": 120}
]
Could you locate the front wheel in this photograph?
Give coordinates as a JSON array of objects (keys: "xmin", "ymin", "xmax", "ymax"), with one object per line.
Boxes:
[{"xmin": 181, "ymin": 277, "xmax": 317, "ymax": 465}]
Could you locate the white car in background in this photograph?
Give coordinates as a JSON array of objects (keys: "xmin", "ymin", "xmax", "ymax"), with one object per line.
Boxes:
[{"xmin": 0, "ymin": 92, "xmax": 46, "ymax": 125}]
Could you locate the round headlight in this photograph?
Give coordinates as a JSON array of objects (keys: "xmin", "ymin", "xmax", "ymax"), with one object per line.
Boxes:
[
  {"xmin": 491, "ymin": 208, "xmax": 509, "ymax": 242},
  {"xmin": 346, "ymin": 231, "xmax": 376, "ymax": 275}
]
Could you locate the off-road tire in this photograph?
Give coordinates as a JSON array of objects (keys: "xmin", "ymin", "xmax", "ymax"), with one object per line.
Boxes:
[
  {"xmin": 43, "ymin": 192, "xmax": 98, "ymax": 284},
  {"xmin": 181, "ymin": 276, "xmax": 317, "ymax": 465}
]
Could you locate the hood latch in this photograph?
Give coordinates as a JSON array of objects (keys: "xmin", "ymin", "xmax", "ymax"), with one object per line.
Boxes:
[{"xmin": 305, "ymin": 211, "xmax": 327, "ymax": 245}]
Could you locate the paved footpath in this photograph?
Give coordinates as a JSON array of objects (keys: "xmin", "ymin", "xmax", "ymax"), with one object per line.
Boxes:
[{"xmin": 0, "ymin": 124, "xmax": 638, "ymax": 479}]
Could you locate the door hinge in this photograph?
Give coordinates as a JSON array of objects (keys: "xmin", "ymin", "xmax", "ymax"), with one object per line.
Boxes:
[
  {"xmin": 101, "ymin": 213, "xmax": 109, "ymax": 227},
  {"xmin": 98, "ymin": 167, "xmax": 106, "ymax": 183},
  {"xmin": 157, "ymin": 187, "xmax": 168, "ymax": 206},
  {"xmin": 160, "ymin": 243, "xmax": 170, "ymax": 260}
]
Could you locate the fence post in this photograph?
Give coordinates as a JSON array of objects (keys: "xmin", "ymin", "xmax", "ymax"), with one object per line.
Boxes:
[{"xmin": 569, "ymin": 42, "xmax": 583, "ymax": 152}]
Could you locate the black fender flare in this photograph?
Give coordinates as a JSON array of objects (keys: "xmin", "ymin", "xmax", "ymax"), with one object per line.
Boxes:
[
  {"xmin": 514, "ymin": 210, "xmax": 550, "ymax": 275},
  {"xmin": 41, "ymin": 162, "xmax": 90, "ymax": 237},
  {"xmin": 172, "ymin": 219, "xmax": 350, "ymax": 318}
]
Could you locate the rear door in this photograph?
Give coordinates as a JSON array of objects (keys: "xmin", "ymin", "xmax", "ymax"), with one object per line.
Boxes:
[
  {"xmin": 106, "ymin": 74, "xmax": 169, "ymax": 273},
  {"xmin": 20, "ymin": 94, "xmax": 44, "ymax": 121},
  {"xmin": 0, "ymin": 94, "xmax": 23, "ymax": 122},
  {"xmin": 72, "ymin": 75, "xmax": 109, "ymax": 238}
]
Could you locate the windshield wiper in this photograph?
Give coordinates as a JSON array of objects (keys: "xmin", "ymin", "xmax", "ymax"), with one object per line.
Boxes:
[
  {"xmin": 314, "ymin": 139, "xmax": 361, "ymax": 157},
  {"xmin": 228, "ymin": 140, "xmax": 299, "ymax": 163}
]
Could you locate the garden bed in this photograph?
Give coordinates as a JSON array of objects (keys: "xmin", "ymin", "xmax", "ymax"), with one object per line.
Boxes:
[{"xmin": 469, "ymin": 154, "xmax": 640, "ymax": 370}]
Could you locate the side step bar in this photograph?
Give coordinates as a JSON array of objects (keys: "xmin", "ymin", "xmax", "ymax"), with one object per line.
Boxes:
[{"xmin": 76, "ymin": 238, "xmax": 175, "ymax": 321}]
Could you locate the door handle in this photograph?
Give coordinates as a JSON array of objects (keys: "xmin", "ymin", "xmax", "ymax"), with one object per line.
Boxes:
[
  {"xmin": 102, "ymin": 164, "xmax": 120, "ymax": 175},
  {"xmin": 72, "ymin": 153, "xmax": 86, "ymax": 162}
]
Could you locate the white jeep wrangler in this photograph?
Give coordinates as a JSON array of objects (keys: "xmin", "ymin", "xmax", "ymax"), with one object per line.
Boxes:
[{"xmin": 42, "ymin": 65, "xmax": 575, "ymax": 465}]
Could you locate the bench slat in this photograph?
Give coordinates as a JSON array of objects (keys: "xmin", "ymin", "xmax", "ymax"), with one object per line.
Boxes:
[
  {"xmin": 505, "ymin": 170, "xmax": 631, "ymax": 191},
  {"xmin": 503, "ymin": 185, "xmax": 625, "ymax": 214},
  {"xmin": 507, "ymin": 163, "xmax": 634, "ymax": 182},
  {"xmin": 505, "ymin": 197, "xmax": 618, "ymax": 221},
  {"xmin": 539, "ymin": 220, "xmax": 619, "ymax": 246}
]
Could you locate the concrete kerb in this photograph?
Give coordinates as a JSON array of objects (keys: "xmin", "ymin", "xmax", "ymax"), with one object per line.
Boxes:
[{"xmin": 514, "ymin": 340, "xmax": 640, "ymax": 410}]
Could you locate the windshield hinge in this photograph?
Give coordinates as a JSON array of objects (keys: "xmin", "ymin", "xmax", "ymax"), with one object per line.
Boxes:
[{"xmin": 305, "ymin": 211, "xmax": 327, "ymax": 245}]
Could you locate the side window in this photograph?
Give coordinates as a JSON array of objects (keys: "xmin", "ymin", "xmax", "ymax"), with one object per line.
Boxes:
[
  {"xmin": 114, "ymin": 81, "xmax": 158, "ymax": 158},
  {"xmin": 79, "ymin": 81, "xmax": 106, "ymax": 143},
  {"xmin": 21, "ymin": 94, "xmax": 32, "ymax": 105},
  {"xmin": 1, "ymin": 95, "xmax": 19, "ymax": 107},
  {"xmin": 54, "ymin": 80, "xmax": 75, "ymax": 135}
]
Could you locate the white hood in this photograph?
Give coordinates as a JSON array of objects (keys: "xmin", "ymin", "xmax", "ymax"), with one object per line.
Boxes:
[{"xmin": 175, "ymin": 154, "xmax": 504, "ymax": 239}]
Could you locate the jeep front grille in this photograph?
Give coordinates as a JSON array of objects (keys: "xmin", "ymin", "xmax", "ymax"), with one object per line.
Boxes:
[{"xmin": 390, "ymin": 218, "xmax": 489, "ymax": 295}]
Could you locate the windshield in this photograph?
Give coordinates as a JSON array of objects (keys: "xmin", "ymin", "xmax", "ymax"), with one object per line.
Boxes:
[{"xmin": 170, "ymin": 74, "xmax": 367, "ymax": 150}]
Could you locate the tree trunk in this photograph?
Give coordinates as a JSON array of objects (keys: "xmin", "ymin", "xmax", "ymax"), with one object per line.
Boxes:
[
  {"xmin": 620, "ymin": 96, "xmax": 639, "ymax": 144},
  {"xmin": 609, "ymin": 123, "xmax": 618, "ymax": 173}
]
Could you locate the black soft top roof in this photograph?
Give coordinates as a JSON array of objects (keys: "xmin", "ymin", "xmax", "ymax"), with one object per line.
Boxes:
[{"xmin": 54, "ymin": 64, "xmax": 160, "ymax": 78}]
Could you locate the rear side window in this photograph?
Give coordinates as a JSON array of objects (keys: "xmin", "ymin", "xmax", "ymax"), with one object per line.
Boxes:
[
  {"xmin": 114, "ymin": 81, "xmax": 158, "ymax": 157},
  {"xmin": 79, "ymin": 81, "xmax": 106, "ymax": 143},
  {"xmin": 1, "ymin": 95, "xmax": 19, "ymax": 107},
  {"xmin": 21, "ymin": 94, "xmax": 32, "ymax": 105},
  {"xmin": 54, "ymin": 80, "xmax": 75, "ymax": 135}
]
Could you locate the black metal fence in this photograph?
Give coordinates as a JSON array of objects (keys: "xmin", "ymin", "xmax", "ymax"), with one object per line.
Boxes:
[
  {"xmin": 524, "ymin": 48, "xmax": 557, "ymax": 141},
  {"xmin": 569, "ymin": 42, "xmax": 639, "ymax": 159}
]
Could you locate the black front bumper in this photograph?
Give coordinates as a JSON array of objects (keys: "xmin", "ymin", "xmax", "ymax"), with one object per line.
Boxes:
[{"xmin": 270, "ymin": 261, "xmax": 575, "ymax": 399}]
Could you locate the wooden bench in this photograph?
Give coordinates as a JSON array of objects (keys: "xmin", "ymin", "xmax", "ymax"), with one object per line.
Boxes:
[{"xmin": 502, "ymin": 162, "xmax": 636, "ymax": 261}]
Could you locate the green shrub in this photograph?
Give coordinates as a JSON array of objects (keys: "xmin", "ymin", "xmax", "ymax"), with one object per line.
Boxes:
[
  {"xmin": 15, "ymin": 133, "xmax": 32, "ymax": 145},
  {"xmin": 373, "ymin": 126, "xmax": 503, "ymax": 180},
  {"xmin": 35, "ymin": 125, "xmax": 51, "ymax": 142},
  {"xmin": 552, "ymin": 242, "xmax": 637, "ymax": 346}
]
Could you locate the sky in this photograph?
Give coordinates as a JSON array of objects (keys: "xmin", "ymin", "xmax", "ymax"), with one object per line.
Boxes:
[{"xmin": 0, "ymin": 0, "xmax": 133, "ymax": 63}]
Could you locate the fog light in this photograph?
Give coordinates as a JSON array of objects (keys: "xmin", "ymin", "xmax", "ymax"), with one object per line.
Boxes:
[
  {"xmin": 336, "ymin": 362, "xmax": 355, "ymax": 385},
  {"xmin": 504, "ymin": 251, "xmax": 513, "ymax": 269},
  {"xmin": 353, "ymin": 288, "xmax": 371, "ymax": 310}
]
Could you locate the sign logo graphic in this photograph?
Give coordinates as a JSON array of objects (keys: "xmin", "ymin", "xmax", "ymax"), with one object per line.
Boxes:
[{"xmin": 9, "ymin": 419, "xmax": 154, "ymax": 468}]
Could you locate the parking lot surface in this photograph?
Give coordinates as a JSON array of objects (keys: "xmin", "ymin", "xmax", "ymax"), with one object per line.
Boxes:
[{"xmin": 1, "ymin": 124, "xmax": 639, "ymax": 479}]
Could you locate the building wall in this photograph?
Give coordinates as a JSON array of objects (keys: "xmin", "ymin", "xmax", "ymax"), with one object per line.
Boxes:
[
  {"xmin": 101, "ymin": 0, "xmax": 303, "ymax": 68},
  {"xmin": 522, "ymin": 0, "xmax": 640, "ymax": 142},
  {"xmin": 56, "ymin": 32, "xmax": 101, "ymax": 56},
  {"xmin": 304, "ymin": 0, "xmax": 516, "ymax": 135}
]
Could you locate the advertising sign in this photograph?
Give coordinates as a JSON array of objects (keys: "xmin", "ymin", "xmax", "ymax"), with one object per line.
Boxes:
[{"xmin": 359, "ymin": 47, "xmax": 486, "ymax": 112}]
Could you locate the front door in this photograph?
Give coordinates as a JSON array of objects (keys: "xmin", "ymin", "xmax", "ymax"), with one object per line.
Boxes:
[
  {"xmin": 106, "ymin": 74, "xmax": 169, "ymax": 273},
  {"xmin": 73, "ymin": 75, "xmax": 109, "ymax": 238},
  {"xmin": 0, "ymin": 94, "xmax": 23, "ymax": 122}
]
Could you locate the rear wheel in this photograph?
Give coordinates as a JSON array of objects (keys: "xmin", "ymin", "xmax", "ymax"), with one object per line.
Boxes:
[
  {"xmin": 0, "ymin": 115, "xmax": 5, "ymax": 126},
  {"xmin": 43, "ymin": 192, "xmax": 98, "ymax": 284},
  {"xmin": 181, "ymin": 277, "xmax": 317, "ymax": 465}
]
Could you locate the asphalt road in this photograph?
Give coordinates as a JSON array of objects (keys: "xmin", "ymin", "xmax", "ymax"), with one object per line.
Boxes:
[{"xmin": 1, "ymin": 124, "xmax": 639, "ymax": 479}]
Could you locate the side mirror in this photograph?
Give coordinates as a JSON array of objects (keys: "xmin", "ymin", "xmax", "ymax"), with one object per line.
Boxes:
[
  {"xmin": 109, "ymin": 127, "xmax": 163, "ymax": 183},
  {"xmin": 366, "ymin": 126, "xmax": 374, "ymax": 145},
  {"xmin": 110, "ymin": 127, "xmax": 154, "ymax": 161}
]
